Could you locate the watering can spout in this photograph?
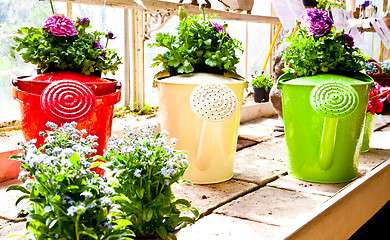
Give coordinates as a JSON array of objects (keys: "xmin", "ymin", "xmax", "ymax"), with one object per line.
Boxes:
[{"xmin": 310, "ymin": 82, "xmax": 359, "ymax": 171}]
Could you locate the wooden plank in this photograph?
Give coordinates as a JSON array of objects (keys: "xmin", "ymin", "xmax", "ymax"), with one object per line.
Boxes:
[
  {"xmin": 54, "ymin": 0, "xmax": 280, "ymax": 24},
  {"xmin": 283, "ymin": 160, "xmax": 390, "ymax": 240}
]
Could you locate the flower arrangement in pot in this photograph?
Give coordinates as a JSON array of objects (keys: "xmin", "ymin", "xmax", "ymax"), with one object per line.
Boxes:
[
  {"xmin": 149, "ymin": 5, "xmax": 243, "ymax": 75},
  {"xmin": 103, "ymin": 124, "xmax": 199, "ymax": 240},
  {"xmin": 7, "ymin": 122, "xmax": 128, "ymax": 239},
  {"xmin": 10, "ymin": 1, "xmax": 122, "ymax": 76},
  {"xmin": 278, "ymin": 7, "xmax": 374, "ymax": 183},
  {"xmin": 361, "ymin": 82, "xmax": 390, "ymax": 152},
  {"xmin": 250, "ymin": 72, "xmax": 274, "ymax": 103},
  {"xmin": 9, "ymin": 0, "xmax": 123, "ymax": 155},
  {"xmin": 150, "ymin": 5, "xmax": 246, "ymax": 184}
]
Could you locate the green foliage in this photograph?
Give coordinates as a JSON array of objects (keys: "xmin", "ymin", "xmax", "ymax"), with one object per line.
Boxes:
[
  {"xmin": 251, "ymin": 73, "xmax": 274, "ymax": 92},
  {"xmin": 104, "ymin": 125, "xmax": 199, "ymax": 240},
  {"xmin": 10, "ymin": 17, "xmax": 122, "ymax": 76},
  {"xmin": 7, "ymin": 122, "xmax": 129, "ymax": 239},
  {"xmin": 149, "ymin": 8, "xmax": 243, "ymax": 74},
  {"xmin": 380, "ymin": 62, "xmax": 390, "ymax": 73},
  {"xmin": 282, "ymin": 27, "xmax": 367, "ymax": 77},
  {"xmin": 132, "ymin": 102, "xmax": 157, "ymax": 115},
  {"xmin": 316, "ymin": 0, "xmax": 346, "ymax": 10}
]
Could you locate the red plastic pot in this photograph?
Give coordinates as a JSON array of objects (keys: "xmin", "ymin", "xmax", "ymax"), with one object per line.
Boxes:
[{"xmin": 11, "ymin": 71, "xmax": 121, "ymax": 158}]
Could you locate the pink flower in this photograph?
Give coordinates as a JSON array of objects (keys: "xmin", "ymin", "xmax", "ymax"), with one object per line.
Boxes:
[
  {"xmin": 367, "ymin": 82, "xmax": 390, "ymax": 114},
  {"xmin": 43, "ymin": 14, "xmax": 78, "ymax": 37},
  {"xmin": 367, "ymin": 98, "xmax": 383, "ymax": 115}
]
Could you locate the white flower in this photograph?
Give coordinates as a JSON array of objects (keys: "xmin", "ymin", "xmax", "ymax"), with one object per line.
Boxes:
[
  {"xmin": 134, "ymin": 168, "xmax": 142, "ymax": 178},
  {"xmin": 103, "ymin": 187, "xmax": 115, "ymax": 195},
  {"xmin": 80, "ymin": 191, "xmax": 93, "ymax": 199},
  {"xmin": 61, "ymin": 148, "xmax": 74, "ymax": 158},
  {"xmin": 99, "ymin": 196, "xmax": 112, "ymax": 205},
  {"xmin": 67, "ymin": 206, "xmax": 78, "ymax": 216},
  {"xmin": 44, "ymin": 206, "xmax": 53, "ymax": 213},
  {"xmin": 46, "ymin": 121, "xmax": 58, "ymax": 129},
  {"xmin": 170, "ymin": 138, "xmax": 178, "ymax": 145},
  {"xmin": 161, "ymin": 167, "xmax": 170, "ymax": 177}
]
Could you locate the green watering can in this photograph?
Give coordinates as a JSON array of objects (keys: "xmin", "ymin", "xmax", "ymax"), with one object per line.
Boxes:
[{"xmin": 278, "ymin": 73, "xmax": 374, "ymax": 183}]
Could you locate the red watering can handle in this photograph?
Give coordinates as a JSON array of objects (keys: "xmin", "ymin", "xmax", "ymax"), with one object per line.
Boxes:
[{"xmin": 40, "ymin": 80, "xmax": 97, "ymax": 123}]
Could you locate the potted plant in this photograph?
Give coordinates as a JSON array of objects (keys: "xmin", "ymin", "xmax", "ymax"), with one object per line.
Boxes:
[
  {"xmin": 279, "ymin": 7, "xmax": 373, "ymax": 183},
  {"xmin": 150, "ymin": 6, "xmax": 243, "ymax": 75},
  {"xmin": 10, "ymin": 1, "xmax": 122, "ymax": 76},
  {"xmin": 103, "ymin": 124, "xmax": 199, "ymax": 240},
  {"xmin": 361, "ymin": 82, "xmax": 390, "ymax": 152},
  {"xmin": 7, "ymin": 122, "xmax": 127, "ymax": 239},
  {"xmin": 150, "ymin": 6, "xmax": 246, "ymax": 184},
  {"xmin": 251, "ymin": 72, "xmax": 274, "ymax": 103},
  {"xmin": 10, "ymin": 0, "xmax": 122, "ymax": 155}
]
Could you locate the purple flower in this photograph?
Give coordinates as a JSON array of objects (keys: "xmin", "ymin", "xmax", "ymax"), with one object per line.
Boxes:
[
  {"xmin": 302, "ymin": 8, "xmax": 333, "ymax": 37},
  {"xmin": 338, "ymin": 33, "xmax": 355, "ymax": 47},
  {"xmin": 43, "ymin": 14, "xmax": 78, "ymax": 37},
  {"xmin": 93, "ymin": 41, "xmax": 107, "ymax": 58},
  {"xmin": 77, "ymin": 17, "xmax": 90, "ymax": 27},
  {"xmin": 106, "ymin": 31, "xmax": 116, "ymax": 40},
  {"xmin": 359, "ymin": 1, "xmax": 370, "ymax": 8},
  {"xmin": 209, "ymin": 21, "xmax": 231, "ymax": 39}
]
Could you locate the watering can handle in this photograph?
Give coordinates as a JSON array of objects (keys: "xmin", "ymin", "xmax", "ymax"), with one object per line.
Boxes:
[{"xmin": 310, "ymin": 82, "xmax": 359, "ymax": 171}]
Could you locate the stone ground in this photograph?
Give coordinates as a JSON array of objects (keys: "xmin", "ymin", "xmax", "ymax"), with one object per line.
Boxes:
[{"xmin": 1, "ymin": 116, "xmax": 390, "ymax": 240}]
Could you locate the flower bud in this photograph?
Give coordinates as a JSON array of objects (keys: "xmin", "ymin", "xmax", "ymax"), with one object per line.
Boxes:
[{"xmin": 178, "ymin": 6, "xmax": 188, "ymax": 21}]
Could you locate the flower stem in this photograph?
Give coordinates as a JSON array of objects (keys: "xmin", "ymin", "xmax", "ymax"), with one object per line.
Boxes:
[
  {"xmin": 50, "ymin": 0, "xmax": 55, "ymax": 14},
  {"xmin": 75, "ymin": 214, "xmax": 80, "ymax": 240},
  {"xmin": 370, "ymin": 89, "xmax": 390, "ymax": 100}
]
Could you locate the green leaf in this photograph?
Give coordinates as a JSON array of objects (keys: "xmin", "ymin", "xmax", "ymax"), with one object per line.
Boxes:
[
  {"xmin": 143, "ymin": 208, "xmax": 153, "ymax": 222},
  {"xmin": 27, "ymin": 213, "xmax": 46, "ymax": 224},
  {"xmin": 204, "ymin": 39, "xmax": 212, "ymax": 45},
  {"xmin": 156, "ymin": 226, "xmax": 167, "ymax": 239},
  {"xmin": 48, "ymin": 219, "xmax": 58, "ymax": 229},
  {"xmin": 179, "ymin": 216, "xmax": 195, "ymax": 224},
  {"xmin": 79, "ymin": 229, "xmax": 98, "ymax": 239},
  {"xmin": 205, "ymin": 58, "xmax": 217, "ymax": 67},
  {"xmin": 7, "ymin": 185, "xmax": 30, "ymax": 194},
  {"xmin": 15, "ymin": 195, "xmax": 29, "ymax": 206},
  {"xmin": 69, "ymin": 152, "xmax": 80, "ymax": 167},
  {"xmin": 9, "ymin": 155, "xmax": 22, "ymax": 160},
  {"xmin": 136, "ymin": 188, "xmax": 144, "ymax": 199},
  {"xmin": 112, "ymin": 195, "xmax": 131, "ymax": 204},
  {"xmin": 90, "ymin": 161, "xmax": 104, "ymax": 169},
  {"xmin": 112, "ymin": 219, "xmax": 132, "ymax": 229},
  {"xmin": 175, "ymin": 199, "xmax": 190, "ymax": 206}
]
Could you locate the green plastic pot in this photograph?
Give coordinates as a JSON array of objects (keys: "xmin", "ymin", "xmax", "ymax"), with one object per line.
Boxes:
[{"xmin": 278, "ymin": 73, "xmax": 374, "ymax": 183}]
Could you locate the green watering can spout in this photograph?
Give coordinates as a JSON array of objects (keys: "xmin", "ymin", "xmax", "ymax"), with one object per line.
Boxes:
[{"xmin": 310, "ymin": 82, "xmax": 359, "ymax": 171}]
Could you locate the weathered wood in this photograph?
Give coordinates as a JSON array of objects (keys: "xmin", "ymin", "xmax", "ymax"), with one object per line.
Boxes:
[{"xmin": 54, "ymin": 0, "xmax": 280, "ymax": 24}]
